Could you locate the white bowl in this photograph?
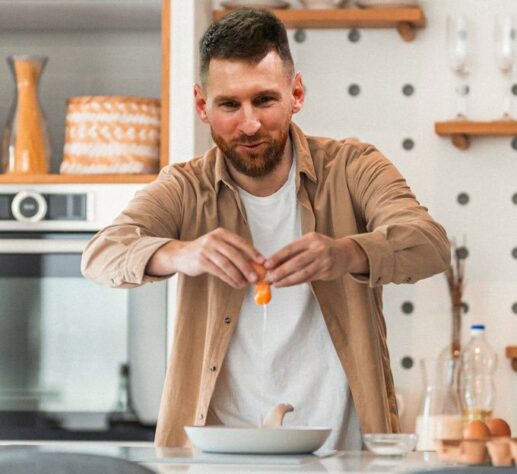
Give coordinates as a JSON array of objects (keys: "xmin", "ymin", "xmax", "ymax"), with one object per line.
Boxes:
[
  {"xmin": 363, "ymin": 433, "xmax": 418, "ymax": 456},
  {"xmin": 185, "ymin": 426, "xmax": 331, "ymax": 454},
  {"xmin": 299, "ymin": 0, "xmax": 349, "ymax": 8}
]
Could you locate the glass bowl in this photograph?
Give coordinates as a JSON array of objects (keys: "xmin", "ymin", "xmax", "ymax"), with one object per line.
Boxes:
[{"xmin": 363, "ymin": 433, "xmax": 418, "ymax": 456}]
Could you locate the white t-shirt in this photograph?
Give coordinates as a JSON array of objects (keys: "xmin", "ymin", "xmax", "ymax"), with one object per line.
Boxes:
[{"xmin": 210, "ymin": 158, "xmax": 362, "ymax": 451}]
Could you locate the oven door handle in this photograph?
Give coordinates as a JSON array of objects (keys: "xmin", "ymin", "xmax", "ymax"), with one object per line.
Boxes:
[{"xmin": 0, "ymin": 239, "xmax": 89, "ymax": 254}]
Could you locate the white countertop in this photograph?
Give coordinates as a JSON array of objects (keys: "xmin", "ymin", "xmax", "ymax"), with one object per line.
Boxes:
[{"xmin": 0, "ymin": 441, "xmax": 452, "ymax": 473}]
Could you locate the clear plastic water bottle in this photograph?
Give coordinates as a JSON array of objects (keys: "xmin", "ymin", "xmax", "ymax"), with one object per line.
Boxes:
[{"xmin": 459, "ymin": 324, "xmax": 498, "ymax": 424}]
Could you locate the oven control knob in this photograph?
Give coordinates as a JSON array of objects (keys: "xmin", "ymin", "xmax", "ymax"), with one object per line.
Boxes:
[{"xmin": 11, "ymin": 191, "xmax": 48, "ymax": 222}]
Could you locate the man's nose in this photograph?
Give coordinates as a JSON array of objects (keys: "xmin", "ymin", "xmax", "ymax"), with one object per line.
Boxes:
[{"xmin": 239, "ymin": 107, "xmax": 261, "ymax": 136}]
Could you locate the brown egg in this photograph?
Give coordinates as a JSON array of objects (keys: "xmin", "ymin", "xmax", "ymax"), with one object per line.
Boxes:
[
  {"xmin": 463, "ymin": 420, "xmax": 491, "ymax": 439},
  {"xmin": 486, "ymin": 418, "xmax": 512, "ymax": 438}
]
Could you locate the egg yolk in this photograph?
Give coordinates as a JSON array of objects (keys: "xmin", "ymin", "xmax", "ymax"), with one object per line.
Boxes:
[
  {"xmin": 254, "ymin": 281, "xmax": 271, "ymax": 305},
  {"xmin": 250, "ymin": 262, "xmax": 271, "ymax": 305}
]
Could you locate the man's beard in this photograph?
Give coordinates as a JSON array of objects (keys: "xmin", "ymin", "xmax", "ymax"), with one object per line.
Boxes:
[{"xmin": 212, "ymin": 127, "xmax": 289, "ymax": 178}]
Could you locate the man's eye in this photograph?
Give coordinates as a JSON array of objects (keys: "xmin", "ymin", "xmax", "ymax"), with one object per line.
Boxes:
[
  {"xmin": 220, "ymin": 101, "xmax": 238, "ymax": 108},
  {"xmin": 256, "ymin": 96, "xmax": 274, "ymax": 105}
]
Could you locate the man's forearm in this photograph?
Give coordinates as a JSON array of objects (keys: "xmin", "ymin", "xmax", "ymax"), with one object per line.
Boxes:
[{"xmin": 145, "ymin": 240, "xmax": 187, "ymax": 277}]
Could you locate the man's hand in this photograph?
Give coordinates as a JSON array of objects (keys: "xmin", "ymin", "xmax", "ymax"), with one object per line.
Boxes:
[
  {"xmin": 146, "ymin": 228, "xmax": 264, "ymax": 289},
  {"xmin": 264, "ymin": 233, "xmax": 368, "ymax": 287}
]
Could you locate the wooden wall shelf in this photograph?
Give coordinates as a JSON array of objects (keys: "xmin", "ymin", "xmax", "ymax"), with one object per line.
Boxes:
[
  {"xmin": 435, "ymin": 120, "xmax": 517, "ymax": 150},
  {"xmin": 213, "ymin": 7, "xmax": 426, "ymax": 42},
  {"xmin": 506, "ymin": 346, "xmax": 517, "ymax": 372},
  {"xmin": 0, "ymin": 174, "xmax": 157, "ymax": 184}
]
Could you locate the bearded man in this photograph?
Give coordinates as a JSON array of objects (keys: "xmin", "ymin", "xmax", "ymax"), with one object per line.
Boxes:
[{"xmin": 82, "ymin": 8, "xmax": 450, "ymax": 450}]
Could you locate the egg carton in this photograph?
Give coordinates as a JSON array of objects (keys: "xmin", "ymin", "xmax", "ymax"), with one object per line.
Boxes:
[{"xmin": 435, "ymin": 437, "xmax": 517, "ymax": 467}]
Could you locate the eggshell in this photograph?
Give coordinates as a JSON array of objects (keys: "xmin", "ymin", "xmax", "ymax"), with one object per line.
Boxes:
[
  {"xmin": 486, "ymin": 418, "xmax": 512, "ymax": 438},
  {"xmin": 463, "ymin": 420, "xmax": 491, "ymax": 439},
  {"xmin": 250, "ymin": 261, "xmax": 267, "ymax": 282}
]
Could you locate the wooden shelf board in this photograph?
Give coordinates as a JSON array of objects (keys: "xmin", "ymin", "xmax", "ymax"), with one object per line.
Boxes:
[
  {"xmin": 435, "ymin": 120, "xmax": 517, "ymax": 137},
  {"xmin": 213, "ymin": 8, "xmax": 426, "ymax": 30},
  {"xmin": 0, "ymin": 174, "xmax": 158, "ymax": 184}
]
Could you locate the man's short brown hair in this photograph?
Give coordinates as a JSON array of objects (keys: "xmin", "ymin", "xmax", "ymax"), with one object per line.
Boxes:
[{"xmin": 199, "ymin": 8, "xmax": 294, "ymax": 88}]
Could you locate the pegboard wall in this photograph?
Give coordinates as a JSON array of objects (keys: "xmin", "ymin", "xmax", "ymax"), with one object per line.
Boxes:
[
  {"xmin": 291, "ymin": 0, "xmax": 517, "ymax": 432},
  {"xmin": 189, "ymin": 0, "xmax": 517, "ymax": 433}
]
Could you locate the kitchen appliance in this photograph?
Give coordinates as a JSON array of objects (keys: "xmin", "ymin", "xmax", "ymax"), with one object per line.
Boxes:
[{"xmin": 0, "ymin": 183, "xmax": 167, "ymax": 440}]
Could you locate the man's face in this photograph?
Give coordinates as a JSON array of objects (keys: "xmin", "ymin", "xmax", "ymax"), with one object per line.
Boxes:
[{"xmin": 194, "ymin": 51, "xmax": 304, "ymax": 178}]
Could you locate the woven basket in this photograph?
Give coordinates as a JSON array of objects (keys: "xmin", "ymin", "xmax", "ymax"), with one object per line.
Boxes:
[{"xmin": 60, "ymin": 96, "xmax": 160, "ymax": 175}]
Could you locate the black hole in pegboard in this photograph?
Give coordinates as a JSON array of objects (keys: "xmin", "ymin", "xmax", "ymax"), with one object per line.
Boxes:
[
  {"xmin": 402, "ymin": 84, "xmax": 415, "ymax": 96},
  {"xmin": 402, "ymin": 138, "xmax": 414, "ymax": 151},
  {"xmin": 512, "ymin": 247, "xmax": 517, "ymax": 259},
  {"xmin": 455, "ymin": 84, "xmax": 470, "ymax": 96},
  {"xmin": 348, "ymin": 29, "xmax": 361, "ymax": 43},
  {"xmin": 457, "ymin": 192, "xmax": 470, "ymax": 205},
  {"xmin": 401, "ymin": 301, "xmax": 414, "ymax": 314},
  {"xmin": 512, "ymin": 302, "xmax": 517, "ymax": 314},
  {"xmin": 512, "ymin": 137, "xmax": 517, "ymax": 150},
  {"xmin": 512, "ymin": 193, "xmax": 517, "ymax": 205},
  {"xmin": 401, "ymin": 356, "xmax": 414, "ymax": 369},
  {"xmin": 461, "ymin": 301, "xmax": 469, "ymax": 314},
  {"xmin": 456, "ymin": 246, "xmax": 469, "ymax": 260},
  {"xmin": 348, "ymin": 84, "xmax": 361, "ymax": 97},
  {"xmin": 294, "ymin": 29, "xmax": 306, "ymax": 43},
  {"xmin": 512, "ymin": 83, "xmax": 517, "ymax": 96}
]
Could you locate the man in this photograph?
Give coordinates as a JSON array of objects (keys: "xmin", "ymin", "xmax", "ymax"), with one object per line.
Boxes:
[{"xmin": 82, "ymin": 8, "xmax": 450, "ymax": 449}]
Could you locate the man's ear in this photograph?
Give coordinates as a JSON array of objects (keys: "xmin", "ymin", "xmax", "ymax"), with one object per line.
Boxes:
[
  {"xmin": 291, "ymin": 72, "xmax": 305, "ymax": 114},
  {"xmin": 194, "ymin": 84, "xmax": 209, "ymax": 123}
]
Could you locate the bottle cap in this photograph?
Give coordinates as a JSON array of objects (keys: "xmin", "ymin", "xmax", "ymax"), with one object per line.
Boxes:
[{"xmin": 470, "ymin": 324, "xmax": 485, "ymax": 332}]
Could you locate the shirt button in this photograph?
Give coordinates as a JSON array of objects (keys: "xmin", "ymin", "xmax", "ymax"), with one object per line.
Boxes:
[
  {"xmin": 199, "ymin": 413, "xmax": 204, "ymax": 420},
  {"xmin": 209, "ymin": 366, "xmax": 217, "ymax": 372},
  {"xmin": 224, "ymin": 316, "xmax": 231, "ymax": 324},
  {"xmin": 406, "ymin": 277, "xmax": 412, "ymax": 282},
  {"xmin": 376, "ymin": 277, "xmax": 381, "ymax": 283}
]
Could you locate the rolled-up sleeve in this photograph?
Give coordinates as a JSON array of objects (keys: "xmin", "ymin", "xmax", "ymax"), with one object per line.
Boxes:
[
  {"xmin": 81, "ymin": 171, "xmax": 183, "ymax": 288},
  {"xmin": 345, "ymin": 144, "xmax": 450, "ymax": 287}
]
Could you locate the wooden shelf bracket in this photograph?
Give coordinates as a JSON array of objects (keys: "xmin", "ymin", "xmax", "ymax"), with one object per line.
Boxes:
[
  {"xmin": 506, "ymin": 346, "xmax": 517, "ymax": 372},
  {"xmin": 396, "ymin": 21, "xmax": 415, "ymax": 42}
]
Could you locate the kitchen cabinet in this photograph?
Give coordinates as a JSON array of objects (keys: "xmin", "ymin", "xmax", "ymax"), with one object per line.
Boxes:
[
  {"xmin": 435, "ymin": 120, "xmax": 517, "ymax": 150},
  {"xmin": 213, "ymin": 6, "xmax": 426, "ymax": 42},
  {"xmin": 0, "ymin": 0, "xmax": 169, "ymax": 184}
]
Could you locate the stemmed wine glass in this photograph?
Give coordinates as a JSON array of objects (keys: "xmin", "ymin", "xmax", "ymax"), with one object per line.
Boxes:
[
  {"xmin": 446, "ymin": 16, "xmax": 471, "ymax": 119},
  {"xmin": 494, "ymin": 15, "xmax": 516, "ymax": 119}
]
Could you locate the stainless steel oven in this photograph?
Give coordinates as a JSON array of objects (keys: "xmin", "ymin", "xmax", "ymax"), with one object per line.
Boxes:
[{"xmin": 0, "ymin": 184, "xmax": 167, "ymax": 440}]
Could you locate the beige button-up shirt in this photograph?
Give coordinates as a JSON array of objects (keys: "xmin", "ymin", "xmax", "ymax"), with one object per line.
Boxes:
[{"xmin": 82, "ymin": 122, "xmax": 450, "ymax": 447}]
